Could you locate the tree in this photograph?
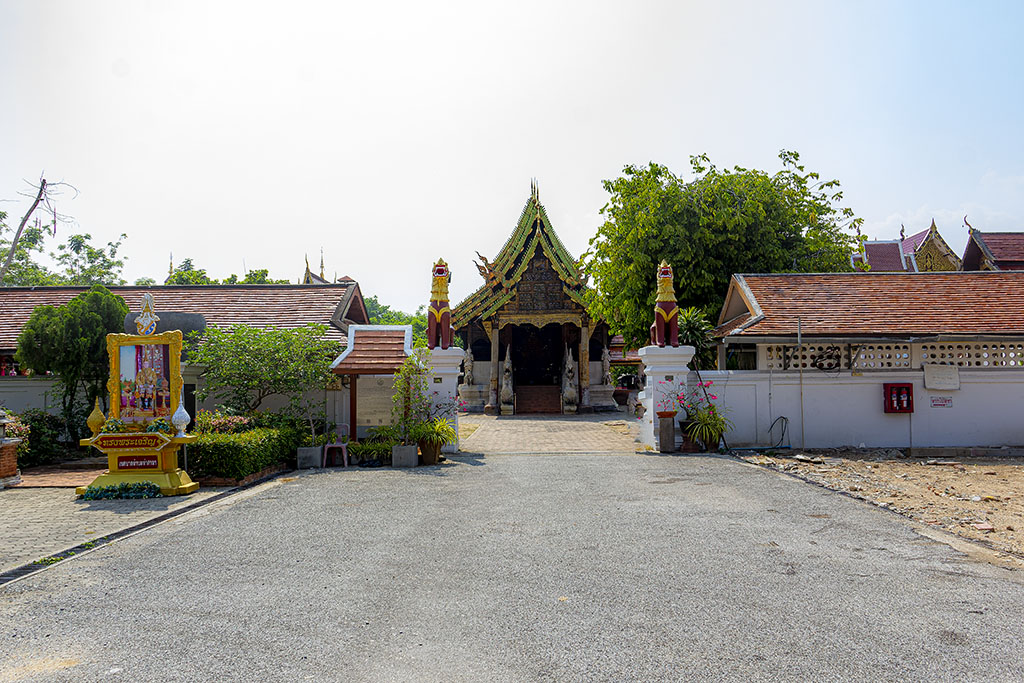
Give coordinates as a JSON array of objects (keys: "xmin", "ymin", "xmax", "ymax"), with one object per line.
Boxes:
[
  {"xmin": 223, "ymin": 269, "xmax": 288, "ymax": 284},
  {"xmin": 364, "ymin": 295, "xmax": 428, "ymax": 347},
  {"xmin": 582, "ymin": 151, "xmax": 861, "ymax": 348},
  {"xmin": 166, "ymin": 258, "xmax": 218, "ymax": 285},
  {"xmin": 15, "ymin": 286, "xmax": 129, "ymax": 440},
  {"xmin": 188, "ymin": 323, "xmax": 340, "ymax": 419},
  {"xmin": 135, "ymin": 277, "xmax": 156, "ymax": 286},
  {"xmin": 52, "ymin": 232, "xmax": 127, "ymax": 285},
  {"xmin": 0, "ymin": 214, "xmax": 60, "ymax": 285}
]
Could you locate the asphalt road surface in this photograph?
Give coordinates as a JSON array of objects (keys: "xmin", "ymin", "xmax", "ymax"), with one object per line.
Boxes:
[{"xmin": 2, "ymin": 454, "xmax": 1023, "ymax": 682}]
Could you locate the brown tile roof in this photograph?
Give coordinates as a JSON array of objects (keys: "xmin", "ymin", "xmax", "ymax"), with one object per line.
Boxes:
[
  {"xmin": 859, "ymin": 241, "xmax": 914, "ymax": 272},
  {"xmin": 901, "ymin": 228, "xmax": 929, "ymax": 254},
  {"xmin": 0, "ymin": 284, "xmax": 366, "ymax": 351},
  {"xmin": 975, "ymin": 232, "xmax": 1024, "ymax": 264},
  {"xmin": 331, "ymin": 326, "xmax": 412, "ymax": 375},
  {"xmin": 608, "ymin": 335, "xmax": 641, "ymax": 364},
  {"xmin": 715, "ymin": 272, "xmax": 1024, "ymax": 338}
]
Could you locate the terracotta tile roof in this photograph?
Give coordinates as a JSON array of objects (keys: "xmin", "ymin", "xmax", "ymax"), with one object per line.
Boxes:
[
  {"xmin": 715, "ymin": 272, "xmax": 1024, "ymax": 338},
  {"xmin": 859, "ymin": 241, "xmax": 913, "ymax": 272},
  {"xmin": 901, "ymin": 228, "xmax": 929, "ymax": 254},
  {"xmin": 607, "ymin": 335, "xmax": 641, "ymax": 364},
  {"xmin": 0, "ymin": 284, "xmax": 365, "ymax": 351},
  {"xmin": 331, "ymin": 326, "xmax": 412, "ymax": 375},
  {"xmin": 975, "ymin": 232, "xmax": 1024, "ymax": 264},
  {"xmin": 713, "ymin": 312, "xmax": 753, "ymax": 337}
]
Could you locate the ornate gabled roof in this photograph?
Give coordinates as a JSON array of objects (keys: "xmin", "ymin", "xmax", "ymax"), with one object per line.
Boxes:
[{"xmin": 452, "ymin": 184, "xmax": 587, "ymax": 327}]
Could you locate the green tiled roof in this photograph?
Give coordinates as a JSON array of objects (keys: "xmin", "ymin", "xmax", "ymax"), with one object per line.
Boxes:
[{"xmin": 452, "ymin": 188, "xmax": 587, "ymax": 328}]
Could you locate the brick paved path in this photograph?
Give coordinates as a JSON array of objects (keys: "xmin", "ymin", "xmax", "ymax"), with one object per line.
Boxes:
[
  {"xmin": 0, "ymin": 487, "xmax": 226, "ymax": 573},
  {"xmin": 460, "ymin": 412, "xmax": 640, "ymax": 454},
  {"xmin": 12, "ymin": 465, "xmax": 107, "ymax": 488}
]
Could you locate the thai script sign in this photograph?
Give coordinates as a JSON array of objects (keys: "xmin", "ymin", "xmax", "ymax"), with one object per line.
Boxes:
[
  {"xmin": 95, "ymin": 433, "xmax": 170, "ymax": 451},
  {"xmin": 117, "ymin": 455, "xmax": 159, "ymax": 469},
  {"xmin": 930, "ymin": 396, "xmax": 953, "ymax": 408}
]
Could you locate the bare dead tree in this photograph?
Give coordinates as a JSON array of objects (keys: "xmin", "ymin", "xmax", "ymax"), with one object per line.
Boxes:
[{"xmin": 0, "ymin": 176, "xmax": 78, "ymax": 285}]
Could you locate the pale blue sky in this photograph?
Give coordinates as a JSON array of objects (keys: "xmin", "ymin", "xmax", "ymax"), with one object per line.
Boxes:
[{"xmin": 2, "ymin": 1, "xmax": 1023, "ymax": 312}]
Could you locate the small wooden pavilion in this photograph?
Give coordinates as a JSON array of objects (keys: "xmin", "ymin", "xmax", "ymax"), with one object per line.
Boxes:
[{"xmin": 330, "ymin": 325, "xmax": 413, "ymax": 439}]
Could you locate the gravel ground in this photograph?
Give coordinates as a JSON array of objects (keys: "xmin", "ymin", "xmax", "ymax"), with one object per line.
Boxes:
[
  {"xmin": 2, "ymin": 455, "xmax": 1024, "ymax": 682},
  {"xmin": 737, "ymin": 450, "xmax": 1024, "ymax": 569}
]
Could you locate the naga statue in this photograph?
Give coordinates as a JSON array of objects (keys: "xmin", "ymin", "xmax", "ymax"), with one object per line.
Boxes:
[
  {"xmin": 500, "ymin": 347, "xmax": 514, "ymax": 410},
  {"xmin": 649, "ymin": 260, "xmax": 680, "ymax": 347},
  {"xmin": 601, "ymin": 345, "xmax": 612, "ymax": 385},
  {"xmin": 561, "ymin": 344, "xmax": 578, "ymax": 412},
  {"xmin": 427, "ymin": 259, "xmax": 455, "ymax": 350}
]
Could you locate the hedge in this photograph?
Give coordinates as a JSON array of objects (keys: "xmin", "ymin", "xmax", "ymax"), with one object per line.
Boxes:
[{"xmin": 187, "ymin": 428, "xmax": 299, "ymax": 480}]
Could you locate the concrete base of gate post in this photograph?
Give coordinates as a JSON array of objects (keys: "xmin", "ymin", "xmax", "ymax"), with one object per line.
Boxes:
[
  {"xmin": 426, "ymin": 346, "xmax": 466, "ymax": 453},
  {"xmin": 638, "ymin": 345, "xmax": 695, "ymax": 452}
]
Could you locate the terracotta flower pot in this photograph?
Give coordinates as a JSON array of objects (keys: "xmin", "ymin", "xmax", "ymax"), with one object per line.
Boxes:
[
  {"xmin": 418, "ymin": 440, "xmax": 442, "ymax": 466},
  {"xmin": 678, "ymin": 420, "xmax": 701, "ymax": 453},
  {"xmin": 656, "ymin": 410, "xmax": 678, "ymax": 419}
]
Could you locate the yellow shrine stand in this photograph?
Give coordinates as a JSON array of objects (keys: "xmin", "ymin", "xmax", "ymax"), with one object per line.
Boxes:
[
  {"xmin": 77, "ymin": 294, "xmax": 200, "ymax": 497},
  {"xmin": 76, "ymin": 431, "xmax": 198, "ymax": 496}
]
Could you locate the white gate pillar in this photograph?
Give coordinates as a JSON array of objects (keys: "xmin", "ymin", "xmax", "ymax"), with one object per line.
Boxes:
[
  {"xmin": 638, "ymin": 345, "xmax": 695, "ymax": 451},
  {"xmin": 427, "ymin": 346, "xmax": 466, "ymax": 453}
]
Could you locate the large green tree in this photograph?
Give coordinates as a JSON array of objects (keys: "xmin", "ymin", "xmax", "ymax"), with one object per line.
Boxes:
[
  {"xmin": 364, "ymin": 295, "xmax": 428, "ymax": 347},
  {"xmin": 0, "ymin": 212, "xmax": 60, "ymax": 285},
  {"xmin": 582, "ymin": 151, "xmax": 861, "ymax": 347},
  {"xmin": 0, "ymin": 215, "xmax": 127, "ymax": 286},
  {"xmin": 15, "ymin": 286, "xmax": 129, "ymax": 439},
  {"xmin": 165, "ymin": 258, "xmax": 218, "ymax": 285},
  {"xmin": 188, "ymin": 323, "xmax": 340, "ymax": 414},
  {"xmin": 223, "ymin": 269, "xmax": 289, "ymax": 284},
  {"xmin": 52, "ymin": 232, "xmax": 127, "ymax": 285}
]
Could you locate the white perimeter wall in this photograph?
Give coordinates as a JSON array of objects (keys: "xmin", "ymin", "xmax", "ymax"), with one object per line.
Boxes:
[{"xmin": 701, "ymin": 369, "xmax": 1024, "ymax": 449}]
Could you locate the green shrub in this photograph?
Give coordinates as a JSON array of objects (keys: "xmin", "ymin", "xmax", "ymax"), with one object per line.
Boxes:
[
  {"xmin": 187, "ymin": 427, "xmax": 299, "ymax": 479},
  {"xmin": 81, "ymin": 481, "xmax": 163, "ymax": 500},
  {"xmin": 348, "ymin": 441, "xmax": 394, "ymax": 460},
  {"xmin": 17, "ymin": 409, "xmax": 70, "ymax": 467}
]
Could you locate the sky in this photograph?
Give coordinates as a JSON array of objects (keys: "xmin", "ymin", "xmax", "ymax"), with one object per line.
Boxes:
[{"xmin": 3, "ymin": 1, "xmax": 1024, "ymax": 313}]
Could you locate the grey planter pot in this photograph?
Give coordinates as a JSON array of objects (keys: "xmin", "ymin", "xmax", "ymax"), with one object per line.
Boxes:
[
  {"xmin": 296, "ymin": 446, "xmax": 323, "ymax": 469},
  {"xmin": 391, "ymin": 444, "xmax": 418, "ymax": 468}
]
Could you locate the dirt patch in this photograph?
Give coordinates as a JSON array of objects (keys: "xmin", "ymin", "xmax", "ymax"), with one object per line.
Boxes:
[
  {"xmin": 459, "ymin": 423, "xmax": 480, "ymax": 441},
  {"xmin": 601, "ymin": 420, "xmax": 633, "ymax": 436},
  {"xmin": 737, "ymin": 449, "xmax": 1024, "ymax": 568}
]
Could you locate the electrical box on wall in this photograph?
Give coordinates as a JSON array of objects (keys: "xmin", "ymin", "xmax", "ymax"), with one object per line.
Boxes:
[{"xmin": 883, "ymin": 383, "xmax": 914, "ymax": 413}]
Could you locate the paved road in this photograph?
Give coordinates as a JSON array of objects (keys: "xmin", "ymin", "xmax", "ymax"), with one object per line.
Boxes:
[
  {"xmin": 2, "ymin": 455, "xmax": 1024, "ymax": 682},
  {"xmin": 0, "ymin": 487, "xmax": 226, "ymax": 573},
  {"xmin": 461, "ymin": 413, "xmax": 639, "ymax": 454}
]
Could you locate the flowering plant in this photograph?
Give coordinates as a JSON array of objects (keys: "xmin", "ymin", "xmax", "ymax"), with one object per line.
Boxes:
[
  {"xmin": 654, "ymin": 380, "xmax": 685, "ymax": 414},
  {"xmin": 678, "ymin": 380, "xmax": 719, "ymax": 420},
  {"xmin": 2, "ymin": 410, "xmax": 30, "ymax": 459},
  {"xmin": 679, "ymin": 380, "xmax": 731, "ymax": 450}
]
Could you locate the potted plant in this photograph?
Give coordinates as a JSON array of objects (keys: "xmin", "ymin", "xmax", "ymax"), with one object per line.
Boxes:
[
  {"xmin": 680, "ymin": 380, "xmax": 732, "ymax": 452},
  {"xmin": 390, "ymin": 352, "xmax": 432, "ymax": 468},
  {"xmin": 412, "ymin": 417, "xmax": 457, "ymax": 466}
]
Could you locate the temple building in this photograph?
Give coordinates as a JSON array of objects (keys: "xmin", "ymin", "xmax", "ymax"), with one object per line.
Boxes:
[
  {"xmin": 851, "ymin": 220, "xmax": 960, "ymax": 272},
  {"xmin": 961, "ymin": 229, "xmax": 1024, "ymax": 271},
  {"xmin": 452, "ymin": 184, "xmax": 616, "ymax": 414}
]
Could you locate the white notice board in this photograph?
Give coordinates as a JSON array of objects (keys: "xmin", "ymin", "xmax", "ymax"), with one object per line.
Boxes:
[{"xmin": 923, "ymin": 363, "xmax": 960, "ymax": 391}]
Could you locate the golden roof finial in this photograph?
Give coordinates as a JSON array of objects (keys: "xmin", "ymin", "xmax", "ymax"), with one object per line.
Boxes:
[{"xmin": 319, "ymin": 249, "xmax": 325, "ymax": 280}]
